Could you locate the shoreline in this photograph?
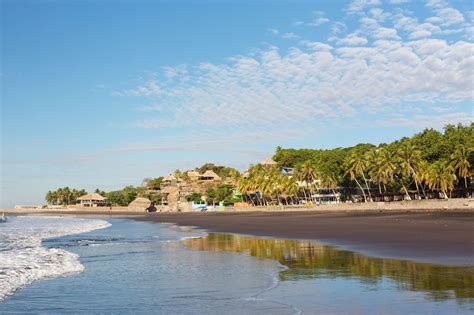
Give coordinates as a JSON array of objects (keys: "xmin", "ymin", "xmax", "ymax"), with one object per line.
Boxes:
[
  {"xmin": 4, "ymin": 207, "xmax": 473, "ymax": 266},
  {"xmin": 130, "ymin": 211, "xmax": 474, "ymax": 266}
]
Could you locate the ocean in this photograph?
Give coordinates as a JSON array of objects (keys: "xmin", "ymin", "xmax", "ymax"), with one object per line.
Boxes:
[{"xmin": 0, "ymin": 216, "xmax": 472, "ymax": 314}]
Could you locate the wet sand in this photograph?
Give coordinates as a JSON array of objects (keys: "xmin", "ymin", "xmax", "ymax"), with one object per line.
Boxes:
[
  {"xmin": 133, "ymin": 211, "xmax": 474, "ymax": 266},
  {"xmin": 4, "ymin": 209, "xmax": 474, "ymax": 265}
]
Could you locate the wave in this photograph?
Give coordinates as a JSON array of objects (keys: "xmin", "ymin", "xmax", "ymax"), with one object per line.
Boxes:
[{"xmin": 0, "ymin": 216, "xmax": 111, "ymax": 301}]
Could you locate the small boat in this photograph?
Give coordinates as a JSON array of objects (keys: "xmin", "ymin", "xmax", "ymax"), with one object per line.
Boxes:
[{"xmin": 0, "ymin": 213, "xmax": 7, "ymax": 223}]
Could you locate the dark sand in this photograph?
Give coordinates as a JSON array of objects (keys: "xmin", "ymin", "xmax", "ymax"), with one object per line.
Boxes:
[
  {"xmin": 5, "ymin": 209, "xmax": 473, "ymax": 265},
  {"xmin": 133, "ymin": 211, "xmax": 474, "ymax": 266}
]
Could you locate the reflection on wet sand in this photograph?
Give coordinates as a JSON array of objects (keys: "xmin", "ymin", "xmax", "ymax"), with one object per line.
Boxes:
[{"xmin": 184, "ymin": 233, "xmax": 474, "ymax": 302}]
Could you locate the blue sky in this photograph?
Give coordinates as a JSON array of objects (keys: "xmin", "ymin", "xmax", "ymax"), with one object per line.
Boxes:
[{"xmin": 1, "ymin": 0, "xmax": 473, "ymax": 207}]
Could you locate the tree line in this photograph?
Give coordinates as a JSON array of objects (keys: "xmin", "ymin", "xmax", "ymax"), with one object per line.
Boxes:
[{"xmin": 238, "ymin": 123, "xmax": 472, "ymax": 205}]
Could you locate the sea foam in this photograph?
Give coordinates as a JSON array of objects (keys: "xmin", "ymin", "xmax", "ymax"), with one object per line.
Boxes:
[{"xmin": 0, "ymin": 216, "xmax": 111, "ymax": 301}]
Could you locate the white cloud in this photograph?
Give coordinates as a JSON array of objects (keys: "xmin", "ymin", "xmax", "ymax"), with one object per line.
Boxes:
[
  {"xmin": 282, "ymin": 32, "xmax": 300, "ymax": 40},
  {"xmin": 117, "ymin": 0, "xmax": 473, "ymax": 136},
  {"xmin": 312, "ymin": 17, "xmax": 330, "ymax": 26},
  {"xmin": 113, "ymin": 79, "xmax": 161, "ymax": 97},
  {"xmin": 299, "ymin": 41, "xmax": 333, "ymax": 51},
  {"xmin": 389, "ymin": 0, "xmax": 411, "ymax": 3},
  {"xmin": 425, "ymin": 0, "xmax": 465, "ymax": 26},
  {"xmin": 409, "ymin": 30, "xmax": 432, "ymax": 39},
  {"xmin": 338, "ymin": 34, "xmax": 369, "ymax": 46},
  {"xmin": 372, "ymin": 27, "xmax": 400, "ymax": 39},
  {"xmin": 310, "ymin": 11, "xmax": 330, "ymax": 26},
  {"xmin": 346, "ymin": 0, "xmax": 381, "ymax": 14},
  {"xmin": 331, "ymin": 22, "xmax": 347, "ymax": 35},
  {"xmin": 268, "ymin": 28, "xmax": 279, "ymax": 35},
  {"xmin": 122, "ymin": 37, "xmax": 472, "ymax": 131}
]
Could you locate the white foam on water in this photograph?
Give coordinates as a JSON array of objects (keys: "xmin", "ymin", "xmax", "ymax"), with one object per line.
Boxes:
[{"xmin": 0, "ymin": 216, "xmax": 111, "ymax": 301}]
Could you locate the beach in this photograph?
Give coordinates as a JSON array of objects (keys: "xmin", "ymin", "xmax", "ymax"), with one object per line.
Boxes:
[
  {"xmin": 5, "ymin": 207, "xmax": 473, "ymax": 265},
  {"xmin": 1, "ymin": 216, "xmax": 473, "ymax": 314},
  {"xmin": 132, "ymin": 210, "xmax": 474, "ymax": 266}
]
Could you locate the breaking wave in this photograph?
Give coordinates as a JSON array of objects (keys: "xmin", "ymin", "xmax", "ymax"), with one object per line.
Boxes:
[{"xmin": 0, "ymin": 216, "xmax": 111, "ymax": 301}]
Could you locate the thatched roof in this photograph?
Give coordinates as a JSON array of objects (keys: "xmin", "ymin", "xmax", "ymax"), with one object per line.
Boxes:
[
  {"xmin": 187, "ymin": 170, "xmax": 201, "ymax": 177},
  {"xmin": 77, "ymin": 193, "xmax": 105, "ymax": 201},
  {"xmin": 261, "ymin": 158, "xmax": 277, "ymax": 166},
  {"xmin": 201, "ymin": 170, "xmax": 221, "ymax": 180},
  {"xmin": 128, "ymin": 197, "xmax": 151, "ymax": 210}
]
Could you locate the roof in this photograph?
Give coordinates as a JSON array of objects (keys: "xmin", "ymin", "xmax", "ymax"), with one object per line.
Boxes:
[
  {"xmin": 201, "ymin": 170, "xmax": 221, "ymax": 180},
  {"xmin": 260, "ymin": 158, "xmax": 277, "ymax": 166},
  {"xmin": 187, "ymin": 170, "xmax": 201, "ymax": 177},
  {"xmin": 77, "ymin": 193, "xmax": 105, "ymax": 201}
]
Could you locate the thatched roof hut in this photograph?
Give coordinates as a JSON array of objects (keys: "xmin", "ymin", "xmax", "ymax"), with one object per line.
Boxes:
[
  {"xmin": 128, "ymin": 197, "xmax": 151, "ymax": 211},
  {"xmin": 199, "ymin": 170, "xmax": 221, "ymax": 181},
  {"xmin": 260, "ymin": 158, "xmax": 277, "ymax": 167},
  {"xmin": 77, "ymin": 193, "xmax": 105, "ymax": 201},
  {"xmin": 187, "ymin": 169, "xmax": 201, "ymax": 181},
  {"xmin": 76, "ymin": 193, "xmax": 106, "ymax": 207}
]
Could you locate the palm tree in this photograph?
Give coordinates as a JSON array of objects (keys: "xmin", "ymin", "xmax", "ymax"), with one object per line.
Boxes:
[
  {"xmin": 320, "ymin": 172, "xmax": 340, "ymax": 202},
  {"xmin": 397, "ymin": 141, "xmax": 422, "ymax": 199},
  {"xmin": 298, "ymin": 161, "xmax": 318, "ymax": 203},
  {"xmin": 346, "ymin": 153, "xmax": 370, "ymax": 202},
  {"xmin": 365, "ymin": 148, "xmax": 383, "ymax": 195},
  {"xmin": 426, "ymin": 160, "xmax": 457, "ymax": 198},
  {"xmin": 174, "ymin": 169, "xmax": 182, "ymax": 180},
  {"xmin": 378, "ymin": 147, "xmax": 397, "ymax": 193},
  {"xmin": 450, "ymin": 145, "xmax": 471, "ymax": 189}
]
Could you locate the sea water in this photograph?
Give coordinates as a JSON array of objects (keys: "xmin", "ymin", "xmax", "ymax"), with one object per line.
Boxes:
[
  {"xmin": 0, "ymin": 216, "xmax": 111, "ymax": 301},
  {"xmin": 1, "ymin": 217, "xmax": 473, "ymax": 314},
  {"xmin": 0, "ymin": 217, "xmax": 294, "ymax": 314}
]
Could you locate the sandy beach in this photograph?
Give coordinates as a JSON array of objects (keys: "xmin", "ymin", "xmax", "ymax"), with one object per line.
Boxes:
[
  {"xmin": 132, "ymin": 210, "xmax": 474, "ymax": 266},
  {"xmin": 4, "ymin": 208, "xmax": 473, "ymax": 265}
]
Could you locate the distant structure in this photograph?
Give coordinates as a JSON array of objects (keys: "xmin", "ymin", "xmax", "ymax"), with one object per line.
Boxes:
[
  {"xmin": 76, "ymin": 193, "xmax": 106, "ymax": 208},
  {"xmin": 199, "ymin": 170, "xmax": 221, "ymax": 181},
  {"xmin": 14, "ymin": 205, "xmax": 42, "ymax": 210},
  {"xmin": 187, "ymin": 169, "xmax": 201, "ymax": 181},
  {"xmin": 260, "ymin": 158, "xmax": 277, "ymax": 168}
]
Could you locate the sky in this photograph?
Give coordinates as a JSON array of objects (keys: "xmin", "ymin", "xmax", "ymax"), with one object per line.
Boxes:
[{"xmin": 1, "ymin": 0, "xmax": 473, "ymax": 207}]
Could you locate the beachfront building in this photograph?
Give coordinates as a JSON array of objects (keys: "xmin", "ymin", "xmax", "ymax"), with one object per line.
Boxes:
[
  {"xmin": 76, "ymin": 193, "xmax": 106, "ymax": 207},
  {"xmin": 260, "ymin": 158, "xmax": 277, "ymax": 168},
  {"xmin": 14, "ymin": 205, "xmax": 43, "ymax": 209},
  {"xmin": 312, "ymin": 188, "xmax": 341, "ymax": 204}
]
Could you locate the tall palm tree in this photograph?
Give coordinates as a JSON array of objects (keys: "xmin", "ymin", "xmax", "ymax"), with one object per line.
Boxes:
[
  {"xmin": 397, "ymin": 141, "xmax": 422, "ymax": 199},
  {"xmin": 365, "ymin": 148, "xmax": 383, "ymax": 194},
  {"xmin": 299, "ymin": 161, "xmax": 318, "ymax": 203},
  {"xmin": 346, "ymin": 153, "xmax": 370, "ymax": 202},
  {"xmin": 294, "ymin": 168, "xmax": 309, "ymax": 203},
  {"xmin": 320, "ymin": 172, "xmax": 340, "ymax": 202},
  {"xmin": 427, "ymin": 160, "xmax": 457, "ymax": 198},
  {"xmin": 450, "ymin": 145, "xmax": 471, "ymax": 188},
  {"xmin": 378, "ymin": 147, "xmax": 397, "ymax": 193}
]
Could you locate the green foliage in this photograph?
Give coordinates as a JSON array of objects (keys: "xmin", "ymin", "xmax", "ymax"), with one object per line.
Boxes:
[
  {"xmin": 198, "ymin": 163, "xmax": 240, "ymax": 180},
  {"xmin": 105, "ymin": 185, "xmax": 148, "ymax": 206},
  {"xmin": 186, "ymin": 192, "xmax": 203, "ymax": 203},
  {"xmin": 146, "ymin": 177, "xmax": 164, "ymax": 190},
  {"xmin": 45, "ymin": 187, "xmax": 87, "ymax": 205},
  {"xmin": 205, "ymin": 184, "xmax": 235, "ymax": 204}
]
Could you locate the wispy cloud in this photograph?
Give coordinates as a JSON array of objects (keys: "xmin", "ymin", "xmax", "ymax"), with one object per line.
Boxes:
[
  {"xmin": 115, "ymin": 0, "xmax": 473, "ymax": 146},
  {"xmin": 113, "ymin": 79, "xmax": 161, "ymax": 97},
  {"xmin": 310, "ymin": 11, "xmax": 330, "ymax": 26}
]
